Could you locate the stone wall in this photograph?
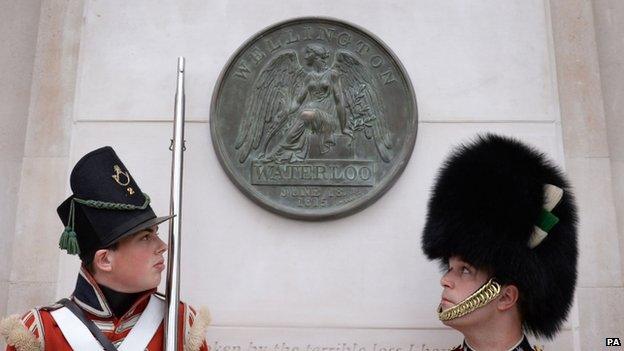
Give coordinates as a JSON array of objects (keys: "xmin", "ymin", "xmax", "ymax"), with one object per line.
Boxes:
[
  {"xmin": 2, "ymin": 1, "xmax": 622, "ymax": 349},
  {"xmin": 0, "ymin": 0, "xmax": 43, "ymax": 319},
  {"xmin": 550, "ymin": 0, "xmax": 624, "ymax": 348},
  {"xmin": 2, "ymin": 0, "xmax": 85, "ymax": 329}
]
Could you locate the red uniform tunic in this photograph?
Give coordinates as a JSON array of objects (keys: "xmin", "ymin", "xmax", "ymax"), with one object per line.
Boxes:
[{"xmin": 2, "ymin": 267, "xmax": 209, "ymax": 351}]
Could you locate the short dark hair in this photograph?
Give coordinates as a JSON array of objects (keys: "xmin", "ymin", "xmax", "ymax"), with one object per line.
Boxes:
[{"xmin": 84, "ymin": 242, "xmax": 119, "ymax": 274}]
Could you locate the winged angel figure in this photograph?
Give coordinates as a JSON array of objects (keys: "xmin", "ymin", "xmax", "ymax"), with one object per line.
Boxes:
[{"xmin": 235, "ymin": 44, "xmax": 392, "ymax": 164}]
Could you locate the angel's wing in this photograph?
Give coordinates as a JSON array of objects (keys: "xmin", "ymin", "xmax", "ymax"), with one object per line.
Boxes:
[
  {"xmin": 235, "ymin": 50, "xmax": 304, "ymax": 163},
  {"xmin": 334, "ymin": 51, "xmax": 393, "ymax": 162}
]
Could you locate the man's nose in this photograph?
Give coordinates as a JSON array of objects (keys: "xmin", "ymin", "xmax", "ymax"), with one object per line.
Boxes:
[
  {"xmin": 156, "ymin": 236, "xmax": 168, "ymax": 254},
  {"xmin": 440, "ymin": 272, "xmax": 454, "ymax": 289}
]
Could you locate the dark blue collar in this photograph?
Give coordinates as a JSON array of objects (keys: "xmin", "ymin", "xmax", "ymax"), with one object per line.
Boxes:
[{"xmin": 71, "ymin": 266, "xmax": 114, "ymax": 318}]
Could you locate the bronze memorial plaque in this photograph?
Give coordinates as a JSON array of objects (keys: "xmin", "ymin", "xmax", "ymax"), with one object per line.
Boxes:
[{"xmin": 211, "ymin": 17, "xmax": 417, "ymax": 220}]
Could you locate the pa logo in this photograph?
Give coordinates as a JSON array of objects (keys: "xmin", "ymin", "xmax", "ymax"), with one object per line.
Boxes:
[{"xmin": 606, "ymin": 337, "xmax": 622, "ymax": 346}]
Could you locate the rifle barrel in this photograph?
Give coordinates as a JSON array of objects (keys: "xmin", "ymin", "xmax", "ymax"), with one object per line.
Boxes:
[{"xmin": 164, "ymin": 56, "xmax": 186, "ymax": 351}]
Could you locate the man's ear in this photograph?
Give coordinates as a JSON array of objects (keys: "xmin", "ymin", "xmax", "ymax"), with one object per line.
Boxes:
[
  {"xmin": 93, "ymin": 249, "xmax": 113, "ymax": 273},
  {"xmin": 497, "ymin": 284, "xmax": 519, "ymax": 311}
]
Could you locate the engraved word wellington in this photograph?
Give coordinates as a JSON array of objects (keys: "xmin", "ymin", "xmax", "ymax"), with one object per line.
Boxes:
[{"xmin": 211, "ymin": 17, "xmax": 418, "ymax": 219}]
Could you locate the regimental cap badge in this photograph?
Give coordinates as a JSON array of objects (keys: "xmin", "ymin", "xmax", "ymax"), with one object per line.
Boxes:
[
  {"xmin": 112, "ymin": 164, "xmax": 135, "ymax": 195},
  {"xmin": 112, "ymin": 164, "xmax": 131, "ymax": 186}
]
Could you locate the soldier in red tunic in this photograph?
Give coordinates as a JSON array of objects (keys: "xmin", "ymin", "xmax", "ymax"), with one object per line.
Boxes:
[
  {"xmin": 1, "ymin": 146, "xmax": 209, "ymax": 351},
  {"xmin": 421, "ymin": 135, "xmax": 578, "ymax": 351}
]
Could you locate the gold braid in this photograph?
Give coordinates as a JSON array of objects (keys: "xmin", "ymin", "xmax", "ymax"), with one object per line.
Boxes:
[{"xmin": 438, "ymin": 278, "xmax": 502, "ymax": 321}]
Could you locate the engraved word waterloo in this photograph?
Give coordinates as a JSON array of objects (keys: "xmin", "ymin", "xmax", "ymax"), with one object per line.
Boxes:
[{"xmin": 211, "ymin": 18, "xmax": 417, "ymax": 219}]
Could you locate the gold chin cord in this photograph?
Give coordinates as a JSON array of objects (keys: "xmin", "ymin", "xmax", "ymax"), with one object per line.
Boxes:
[{"xmin": 438, "ymin": 278, "xmax": 502, "ymax": 321}]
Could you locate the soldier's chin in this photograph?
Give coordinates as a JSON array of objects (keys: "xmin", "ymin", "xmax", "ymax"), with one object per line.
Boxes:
[
  {"xmin": 149, "ymin": 275, "xmax": 163, "ymax": 290},
  {"xmin": 440, "ymin": 309, "xmax": 479, "ymax": 330},
  {"xmin": 442, "ymin": 318, "xmax": 463, "ymax": 329},
  {"xmin": 439, "ymin": 300, "xmax": 454, "ymax": 310},
  {"xmin": 438, "ymin": 304, "xmax": 461, "ymax": 327},
  {"xmin": 439, "ymin": 311, "xmax": 462, "ymax": 327}
]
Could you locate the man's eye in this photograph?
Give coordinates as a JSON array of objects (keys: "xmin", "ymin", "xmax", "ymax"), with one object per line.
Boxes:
[
  {"xmin": 462, "ymin": 267, "xmax": 471, "ymax": 274},
  {"xmin": 141, "ymin": 234, "xmax": 150, "ymax": 241}
]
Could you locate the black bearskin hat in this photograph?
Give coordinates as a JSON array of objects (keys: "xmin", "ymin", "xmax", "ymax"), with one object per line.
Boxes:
[{"xmin": 422, "ymin": 134, "xmax": 578, "ymax": 339}]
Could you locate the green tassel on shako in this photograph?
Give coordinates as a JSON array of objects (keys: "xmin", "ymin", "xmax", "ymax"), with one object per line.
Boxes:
[
  {"xmin": 59, "ymin": 226, "xmax": 70, "ymax": 249},
  {"xmin": 59, "ymin": 226, "xmax": 80, "ymax": 255},
  {"xmin": 59, "ymin": 200, "xmax": 81, "ymax": 255},
  {"xmin": 64, "ymin": 228, "xmax": 80, "ymax": 255}
]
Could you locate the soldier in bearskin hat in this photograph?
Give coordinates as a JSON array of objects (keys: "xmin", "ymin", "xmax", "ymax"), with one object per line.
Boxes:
[
  {"xmin": 421, "ymin": 134, "xmax": 578, "ymax": 351},
  {"xmin": 1, "ymin": 147, "xmax": 209, "ymax": 350}
]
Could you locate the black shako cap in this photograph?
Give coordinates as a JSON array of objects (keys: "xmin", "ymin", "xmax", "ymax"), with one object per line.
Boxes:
[
  {"xmin": 57, "ymin": 146, "xmax": 172, "ymax": 263},
  {"xmin": 421, "ymin": 134, "xmax": 578, "ymax": 339}
]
